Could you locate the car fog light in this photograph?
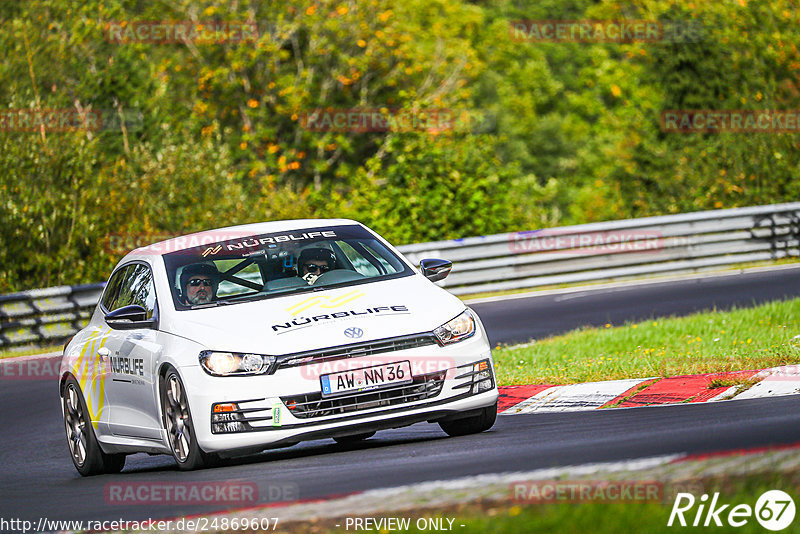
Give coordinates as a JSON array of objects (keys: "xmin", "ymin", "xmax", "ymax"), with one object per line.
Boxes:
[
  {"xmin": 475, "ymin": 378, "xmax": 494, "ymax": 393},
  {"xmin": 213, "ymin": 421, "xmax": 246, "ymax": 433},
  {"xmin": 468, "ymin": 359, "xmax": 494, "ymax": 394},
  {"xmin": 211, "ymin": 402, "xmax": 248, "ymax": 433}
]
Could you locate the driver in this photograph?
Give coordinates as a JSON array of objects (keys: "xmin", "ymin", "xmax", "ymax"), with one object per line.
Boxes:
[
  {"xmin": 298, "ymin": 247, "xmax": 336, "ymax": 285},
  {"xmin": 180, "ymin": 263, "xmax": 220, "ymax": 305}
]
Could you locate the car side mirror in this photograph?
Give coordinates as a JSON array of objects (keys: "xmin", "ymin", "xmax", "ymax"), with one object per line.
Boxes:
[
  {"xmin": 420, "ymin": 258, "xmax": 452, "ymax": 282},
  {"xmin": 104, "ymin": 305, "xmax": 156, "ymax": 330}
]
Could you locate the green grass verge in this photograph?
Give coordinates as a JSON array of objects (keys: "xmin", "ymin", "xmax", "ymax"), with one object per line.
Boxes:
[
  {"xmin": 298, "ymin": 470, "xmax": 799, "ymax": 534},
  {"xmin": 411, "ymin": 473, "xmax": 798, "ymax": 534},
  {"xmin": 493, "ymin": 298, "xmax": 800, "ymax": 385},
  {"xmin": 0, "ymin": 344, "xmax": 61, "ymax": 359}
]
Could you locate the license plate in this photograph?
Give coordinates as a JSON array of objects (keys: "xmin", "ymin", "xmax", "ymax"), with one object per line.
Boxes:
[{"xmin": 320, "ymin": 361, "xmax": 413, "ymax": 397}]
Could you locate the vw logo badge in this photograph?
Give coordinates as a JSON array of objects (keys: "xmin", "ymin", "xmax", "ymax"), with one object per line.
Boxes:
[{"xmin": 344, "ymin": 327, "xmax": 364, "ymax": 339}]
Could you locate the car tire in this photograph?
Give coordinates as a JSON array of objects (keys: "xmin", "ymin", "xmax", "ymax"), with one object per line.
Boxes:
[
  {"xmin": 62, "ymin": 376, "xmax": 126, "ymax": 476},
  {"xmin": 160, "ymin": 368, "xmax": 216, "ymax": 470},
  {"xmin": 438, "ymin": 402, "xmax": 497, "ymax": 437},
  {"xmin": 333, "ymin": 431, "xmax": 376, "ymax": 444}
]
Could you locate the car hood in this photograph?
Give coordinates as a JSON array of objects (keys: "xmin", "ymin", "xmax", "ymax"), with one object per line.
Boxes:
[{"xmin": 160, "ymin": 275, "xmax": 466, "ymax": 354}]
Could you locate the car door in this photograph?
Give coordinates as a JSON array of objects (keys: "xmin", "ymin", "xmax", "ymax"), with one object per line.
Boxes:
[
  {"xmin": 67, "ymin": 264, "xmax": 132, "ymax": 436},
  {"xmin": 101, "ymin": 262, "xmax": 164, "ymax": 440}
]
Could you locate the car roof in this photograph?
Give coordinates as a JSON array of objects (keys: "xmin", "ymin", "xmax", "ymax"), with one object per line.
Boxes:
[{"xmin": 119, "ymin": 218, "xmax": 362, "ymax": 263}]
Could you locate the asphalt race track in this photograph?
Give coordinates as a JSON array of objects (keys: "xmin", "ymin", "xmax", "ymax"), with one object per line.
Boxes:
[
  {"xmin": 2, "ymin": 267, "xmax": 800, "ymax": 525},
  {"xmin": 3, "ymin": 378, "xmax": 800, "ymax": 524},
  {"xmin": 471, "ymin": 266, "xmax": 800, "ymax": 346}
]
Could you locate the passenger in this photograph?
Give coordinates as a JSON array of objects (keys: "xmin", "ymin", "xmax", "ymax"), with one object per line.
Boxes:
[{"xmin": 298, "ymin": 248, "xmax": 336, "ymax": 284}]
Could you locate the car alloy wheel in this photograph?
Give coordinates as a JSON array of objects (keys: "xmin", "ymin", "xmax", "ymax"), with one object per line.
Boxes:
[
  {"xmin": 64, "ymin": 382, "xmax": 88, "ymax": 466},
  {"xmin": 61, "ymin": 376, "xmax": 126, "ymax": 476},
  {"xmin": 164, "ymin": 373, "xmax": 192, "ymax": 462},
  {"xmin": 160, "ymin": 368, "xmax": 217, "ymax": 470}
]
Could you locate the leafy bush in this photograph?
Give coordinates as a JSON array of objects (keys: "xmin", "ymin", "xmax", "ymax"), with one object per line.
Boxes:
[{"xmin": 1, "ymin": 0, "xmax": 798, "ymax": 292}]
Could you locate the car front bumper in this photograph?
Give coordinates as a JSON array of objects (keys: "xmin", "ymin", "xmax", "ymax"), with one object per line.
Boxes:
[{"xmin": 180, "ymin": 332, "xmax": 498, "ymax": 453}]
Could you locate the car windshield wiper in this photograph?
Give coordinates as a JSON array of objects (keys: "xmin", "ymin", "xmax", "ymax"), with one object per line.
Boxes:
[
  {"xmin": 222, "ymin": 293, "xmax": 268, "ymax": 304},
  {"xmin": 271, "ymin": 279, "xmax": 365, "ymax": 296},
  {"xmin": 189, "ymin": 280, "xmax": 364, "ymax": 308},
  {"xmin": 268, "ymin": 284, "xmax": 319, "ymax": 297},
  {"xmin": 188, "ymin": 293, "xmax": 264, "ymax": 308},
  {"xmin": 189, "ymin": 301, "xmax": 226, "ymax": 309}
]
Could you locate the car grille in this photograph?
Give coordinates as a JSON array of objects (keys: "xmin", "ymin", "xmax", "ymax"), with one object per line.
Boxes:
[
  {"xmin": 274, "ymin": 333, "xmax": 438, "ymax": 371},
  {"xmin": 281, "ymin": 371, "xmax": 446, "ymax": 419}
]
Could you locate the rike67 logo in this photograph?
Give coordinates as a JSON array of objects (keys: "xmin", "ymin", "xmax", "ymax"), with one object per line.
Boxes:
[{"xmin": 668, "ymin": 490, "xmax": 796, "ymax": 531}]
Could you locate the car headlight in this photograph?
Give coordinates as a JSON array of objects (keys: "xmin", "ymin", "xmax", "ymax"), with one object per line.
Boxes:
[
  {"xmin": 199, "ymin": 351, "xmax": 276, "ymax": 376},
  {"xmin": 434, "ymin": 309, "xmax": 476, "ymax": 345}
]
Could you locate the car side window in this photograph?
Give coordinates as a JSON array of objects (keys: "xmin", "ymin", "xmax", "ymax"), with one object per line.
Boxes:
[
  {"xmin": 105, "ymin": 263, "xmax": 157, "ymax": 319},
  {"xmin": 132, "ymin": 267, "xmax": 157, "ymax": 319},
  {"xmin": 101, "ymin": 265, "xmax": 131, "ymax": 311},
  {"xmin": 116, "ymin": 264, "xmax": 156, "ymax": 319}
]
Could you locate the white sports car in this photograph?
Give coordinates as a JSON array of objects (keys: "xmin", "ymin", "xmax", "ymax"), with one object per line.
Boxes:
[{"xmin": 60, "ymin": 220, "xmax": 498, "ymax": 475}]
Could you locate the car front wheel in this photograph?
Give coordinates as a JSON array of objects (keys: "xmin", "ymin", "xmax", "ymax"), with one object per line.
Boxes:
[
  {"xmin": 160, "ymin": 368, "xmax": 217, "ymax": 470},
  {"xmin": 438, "ymin": 402, "xmax": 497, "ymax": 437},
  {"xmin": 62, "ymin": 377, "xmax": 126, "ymax": 476}
]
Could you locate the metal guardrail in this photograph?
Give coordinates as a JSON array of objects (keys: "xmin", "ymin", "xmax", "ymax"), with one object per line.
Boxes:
[
  {"xmin": 0, "ymin": 283, "xmax": 105, "ymax": 348},
  {"xmin": 2, "ymin": 203, "xmax": 799, "ymax": 349},
  {"xmin": 400, "ymin": 202, "xmax": 800, "ymax": 295}
]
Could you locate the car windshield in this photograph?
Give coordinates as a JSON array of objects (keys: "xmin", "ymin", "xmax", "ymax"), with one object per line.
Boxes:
[{"xmin": 163, "ymin": 224, "xmax": 413, "ymax": 310}]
